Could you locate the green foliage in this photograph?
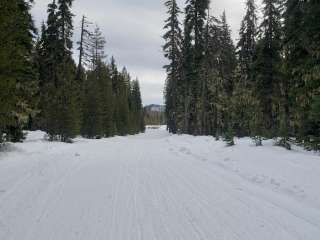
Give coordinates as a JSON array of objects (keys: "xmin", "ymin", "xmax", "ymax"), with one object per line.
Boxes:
[
  {"xmin": 80, "ymin": 28, "xmax": 144, "ymax": 139},
  {"xmin": 164, "ymin": 0, "xmax": 319, "ymax": 150},
  {"xmin": 144, "ymin": 110, "xmax": 166, "ymax": 126},
  {"xmin": 233, "ymin": 0, "xmax": 258, "ymax": 137},
  {"xmin": 163, "ymin": 0, "xmax": 183, "ymax": 134},
  {"xmin": 165, "ymin": 1, "xmax": 238, "ymax": 139},
  {"xmin": 182, "ymin": 0, "xmax": 210, "ymax": 135},
  {"xmin": 32, "ymin": 0, "xmax": 145, "ymax": 143},
  {"xmin": 282, "ymin": 0, "xmax": 320, "ymax": 150},
  {"xmin": 252, "ymin": 0, "xmax": 283, "ymax": 139},
  {"xmin": 36, "ymin": 0, "xmax": 79, "ymax": 142},
  {"xmin": 0, "ymin": 0, "xmax": 38, "ymax": 143}
]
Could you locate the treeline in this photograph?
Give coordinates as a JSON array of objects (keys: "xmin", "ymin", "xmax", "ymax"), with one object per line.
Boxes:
[
  {"xmin": 163, "ymin": 0, "xmax": 320, "ymax": 150},
  {"xmin": 144, "ymin": 105, "xmax": 166, "ymax": 126},
  {"xmin": 0, "ymin": 0, "xmax": 145, "ymax": 145}
]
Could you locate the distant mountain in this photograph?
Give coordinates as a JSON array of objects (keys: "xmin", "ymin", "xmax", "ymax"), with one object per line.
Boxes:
[
  {"xmin": 144, "ymin": 104, "xmax": 165, "ymax": 113},
  {"xmin": 144, "ymin": 105, "xmax": 166, "ymax": 125}
]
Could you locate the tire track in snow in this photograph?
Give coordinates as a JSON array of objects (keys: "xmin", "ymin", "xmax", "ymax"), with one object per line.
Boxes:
[
  {"xmin": 165, "ymin": 139, "xmax": 320, "ymax": 239},
  {"xmin": 1, "ymin": 129, "xmax": 320, "ymax": 240}
]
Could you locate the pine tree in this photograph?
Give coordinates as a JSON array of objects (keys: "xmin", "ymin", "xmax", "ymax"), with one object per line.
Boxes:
[
  {"xmin": 122, "ymin": 68, "xmax": 135, "ymax": 134},
  {"xmin": 117, "ymin": 70, "xmax": 130, "ymax": 136},
  {"xmin": 57, "ymin": 0, "xmax": 80, "ymax": 141},
  {"xmin": 110, "ymin": 57, "xmax": 120, "ymax": 134},
  {"xmin": 304, "ymin": 0, "xmax": 320, "ymax": 150},
  {"xmin": 100, "ymin": 64, "xmax": 114, "ymax": 137},
  {"xmin": 37, "ymin": 0, "xmax": 59, "ymax": 135},
  {"xmin": 282, "ymin": 0, "xmax": 305, "ymax": 148},
  {"xmin": 252, "ymin": 0, "xmax": 283, "ymax": 141},
  {"xmin": 82, "ymin": 70, "xmax": 102, "ymax": 138},
  {"xmin": 76, "ymin": 15, "xmax": 92, "ymax": 81},
  {"xmin": 1, "ymin": 0, "xmax": 145, "ymax": 145},
  {"xmin": 198, "ymin": 10, "xmax": 212, "ymax": 136},
  {"xmin": 218, "ymin": 12, "xmax": 237, "ymax": 145},
  {"xmin": 57, "ymin": 0, "xmax": 74, "ymax": 58},
  {"xmin": 131, "ymin": 80, "xmax": 145, "ymax": 133},
  {"xmin": 162, "ymin": 0, "xmax": 319, "ymax": 151},
  {"xmin": 237, "ymin": 0, "xmax": 257, "ymax": 86},
  {"xmin": 283, "ymin": 0, "xmax": 320, "ymax": 150},
  {"xmin": 0, "ymin": 0, "xmax": 38, "ymax": 143},
  {"xmin": 233, "ymin": 0, "xmax": 258, "ymax": 137},
  {"xmin": 38, "ymin": 0, "xmax": 79, "ymax": 142},
  {"xmin": 73, "ymin": 16, "xmax": 92, "ymax": 132},
  {"xmin": 203, "ymin": 15, "xmax": 223, "ymax": 138},
  {"xmin": 182, "ymin": 0, "xmax": 209, "ymax": 135},
  {"xmin": 163, "ymin": 0, "xmax": 183, "ymax": 134},
  {"xmin": 82, "ymin": 26, "xmax": 107, "ymax": 138}
]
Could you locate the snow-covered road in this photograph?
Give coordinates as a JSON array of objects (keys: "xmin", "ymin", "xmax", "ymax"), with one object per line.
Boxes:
[{"xmin": 1, "ymin": 128, "xmax": 320, "ymax": 240}]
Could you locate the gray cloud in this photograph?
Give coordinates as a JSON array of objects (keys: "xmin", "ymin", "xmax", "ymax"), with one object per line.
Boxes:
[{"xmin": 31, "ymin": 0, "xmax": 261, "ymax": 105}]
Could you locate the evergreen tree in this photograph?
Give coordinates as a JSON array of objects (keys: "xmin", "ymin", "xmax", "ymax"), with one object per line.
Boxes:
[
  {"xmin": 100, "ymin": 64, "xmax": 115, "ymax": 137},
  {"xmin": 282, "ymin": 0, "xmax": 305, "ymax": 148},
  {"xmin": 38, "ymin": 0, "xmax": 79, "ymax": 142},
  {"xmin": 233, "ymin": 0, "xmax": 258, "ymax": 137},
  {"xmin": 57, "ymin": 0, "xmax": 80, "ymax": 141},
  {"xmin": 110, "ymin": 56, "xmax": 120, "ymax": 134},
  {"xmin": 304, "ymin": 0, "xmax": 320, "ymax": 150},
  {"xmin": 1, "ymin": 0, "xmax": 145, "ymax": 146},
  {"xmin": 37, "ymin": 0, "xmax": 59, "ymax": 133},
  {"xmin": 82, "ymin": 70, "xmax": 103, "ymax": 138},
  {"xmin": 163, "ymin": 0, "xmax": 183, "ymax": 134},
  {"xmin": 131, "ymin": 80, "xmax": 145, "ymax": 133},
  {"xmin": 198, "ymin": 11, "xmax": 211, "ymax": 136},
  {"xmin": 283, "ymin": 0, "xmax": 320, "ymax": 150},
  {"xmin": 76, "ymin": 15, "xmax": 92, "ymax": 81},
  {"xmin": 163, "ymin": 0, "xmax": 319, "ymax": 151},
  {"xmin": 218, "ymin": 12, "xmax": 237, "ymax": 145},
  {"xmin": 56, "ymin": 0, "xmax": 74, "ymax": 57},
  {"xmin": 252, "ymin": 0, "xmax": 283, "ymax": 141},
  {"xmin": 82, "ymin": 26, "xmax": 107, "ymax": 138},
  {"xmin": 0, "ymin": 0, "xmax": 38, "ymax": 143},
  {"xmin": 237, "ymin": 0, "xmax": 257, "ymax": 86},
  {"xmin": 182, "ymin": 0, "xmax": 209, "ymax": 134},
  {"xmin": 116, "ymin": 69, "xmax": 130, "ymax": 136},
  {"xmin": 199, "ymin": 14, "xmax": 224, "ymax": 138}
]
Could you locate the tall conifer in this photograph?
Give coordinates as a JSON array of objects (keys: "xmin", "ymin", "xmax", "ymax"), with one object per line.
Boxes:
[{"xmin": 163, "ymin": 0, "xmax": 183, "ymax": 134}]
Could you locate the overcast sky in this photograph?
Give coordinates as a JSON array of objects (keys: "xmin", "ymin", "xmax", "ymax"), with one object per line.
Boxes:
[{"xmin": 31, "ymin": 0, "xmax": 261, "ymax": 106}]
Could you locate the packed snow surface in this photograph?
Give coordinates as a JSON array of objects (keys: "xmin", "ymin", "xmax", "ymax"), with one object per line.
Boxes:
[{"xmin": 1, "ymin": 128, "xmax": 320, "ymax": 240}]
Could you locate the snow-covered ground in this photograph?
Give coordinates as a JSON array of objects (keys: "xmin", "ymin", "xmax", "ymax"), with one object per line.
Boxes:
[{"xmin": 0, "ymin": 128, "xmax": 320, "ymax": 240}]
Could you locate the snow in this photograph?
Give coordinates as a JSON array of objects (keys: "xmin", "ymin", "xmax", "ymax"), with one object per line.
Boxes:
[{"xmin": 0, "ymin": 128, "xmax": 320, "ymax": 240}]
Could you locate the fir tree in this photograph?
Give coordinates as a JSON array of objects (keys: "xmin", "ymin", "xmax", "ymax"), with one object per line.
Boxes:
[
  {"xmin": 82, "ymin": 26, "xmax": 107, "ymax": 138},
  {"xmin": 163, "ymin": 0, "xmax": 183, "ymax": 134},
  {"xmin": 283, "ymin": 0, "xmax": 320, "ymax": 150},
  {"xmin": 203, "ymin": 15, "xmax": 223, "ymax": 138},
  {"xmin": 237, "ymin": 0, "xmax": 257, "ymax": 86},
  {"xmin": 252, "ymin": 0, "xmax": 283, "ymax": 141},
  {"xmin": 182, "ymin": 0, "xmax": 209, "ymax": 134},
  {"xmin": 219, "ymin": 12, "xmax": 237, "ymax": 145},
  {"xmin": 116, "ymin": 70, "xmax": 130, "ymax": 136},
  {"xmin": 304, "ymin": 0, "xmax": 320, "ymax": 150},
  {"xmin": 100, "ymin": 64, "xmax": 115, "ymax": 137},
  {"xmin": 131, "ymin": 80, "xmax": 145, "ymax": 133},
  {"xmin": 0, "ymin": 0, "xmax": 38, "ymax": 143},
  {"xmin": 110, "ymin": 57, "xmax": 120, "ymax": 134},
  {"xmin": 233, "ymin": 0, "xmax": 258, "ymax": 137},
  {"xmin": 36, "ymin": 0, "xmax": 60, "ymax": 134},
  {"xmin": 76, "ymin": 15, "xmax": 92, "ymax": 81},
  {"xmin": 39, "ymin": 0, "xmax": 79, "ymax": 142}
]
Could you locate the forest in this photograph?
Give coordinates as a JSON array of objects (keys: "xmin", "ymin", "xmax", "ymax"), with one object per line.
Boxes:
[
  {"xmin": 1, "ymin": 1, "xmax": 320, "ymax": 238},
  {"xmin": 0, "ymin": 0, "xmax": 145, "ymax": 144},
  {"xmin": 163, "ymin": 0, "xmax": 320, "ymax": 150}
]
